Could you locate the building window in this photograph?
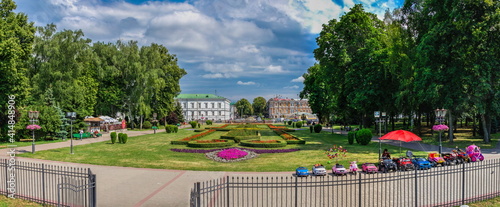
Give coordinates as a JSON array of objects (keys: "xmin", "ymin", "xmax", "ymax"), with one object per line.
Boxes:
[
  {"xmin": 218, "ymin": 103, "xmax": 221, "ymax": 108},
  {"xmin": 190, "ymin": 103, "xmax": 194, "ymax": 108},
  {"xmin": 211, "ymin": 103, "xmax": 215, "ymax": 108},
  {"xmin": 204, "ymin": 103, "xmax": 208, "ymax": 108},
  {"xmin": 198, "ymin": 103, "xmax": 201, "ymax": 108}
]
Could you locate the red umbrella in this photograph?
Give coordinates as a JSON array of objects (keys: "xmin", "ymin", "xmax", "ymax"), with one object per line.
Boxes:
[
  {"xmin": 380, "ymin": 130, "xmax": 422, "ymax": 142},
  {"xmin": 379, "ymin": 130, "xmax": 422, "ymax": 156}
]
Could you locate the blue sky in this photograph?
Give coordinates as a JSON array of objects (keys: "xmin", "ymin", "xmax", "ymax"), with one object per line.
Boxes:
[{"xmin": 15, "ymin": 0, "xmax": 404, "ymax": 103}]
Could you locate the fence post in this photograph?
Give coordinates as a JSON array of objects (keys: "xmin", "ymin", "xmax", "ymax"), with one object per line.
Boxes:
[
  {"xmin": 196, "ymin": 182, "xmax": 201, "ymax": 207},
  {"xmin": 462, "ymin": 161, "xmax": 465, "ymax": 205},
  {"xmin": 4, "ymin": 159, "xmax": 8, "ymax": 197},
  {"xmin": 226, "ymin": 176, "xmax": 230, "ymax": 207},
  {"xmin": 42, "ymin": 163, "xmax": 46, "ymax": 205},
  {"xmin": 295, "ymin": 176, "xmax": 298, "ymax": 207},
  {"xmin": 414, "ymin": 165, "xmax": 418, "ymax": 207},
  {"xmin": 358, "ymin": 172, "xmax": 362, "ymax": 207}
]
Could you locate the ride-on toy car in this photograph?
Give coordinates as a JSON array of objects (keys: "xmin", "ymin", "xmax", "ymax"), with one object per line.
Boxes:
[
  {"xmin": 453, "ymin": 149, "xmax": 470, "ymax": 163},
  {"xmin": 332, "ymin": 164, "xmax": 347, "ymax": 176},
  {"xmin": 312, "ymin": 164, "xmax": 327, "ymax": 176},
  {"xmin": 349, "ymin": 161, "xmax": 359, "ymax": 175},
  {"xmin": 361, "ymin": 163, "xmax": 378, "ymax": 174},
  {"xmin": 394, "ymin": 157, "xmax": 415, "ymax": 171},
  {"xmin": 442, "ymin": 152, "xmax": 459, "ymax": 165},
  {"xmin": 466, "ymin": 145, "xmax": 484, "ymax": 162},
  {"xmin": 428, "ymin": 153, "xmax": 446, "ymax": 167},
  {"xmin": 411, "ymin": 157, "xmax": 432, "ymax": 170},
  {"xmin": 296, "ymin": 167, "xmax": 309, "ymax": 177},
  {"xmin": 379, "ymin": 158, "xmax": 398, "ymax": 173}
]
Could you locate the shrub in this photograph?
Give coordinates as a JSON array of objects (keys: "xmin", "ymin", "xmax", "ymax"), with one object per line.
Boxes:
[
  {"xmin": 310, "ymin": 125, "xmax": 313, "ymax": 133},
  {"xmin": 347, "ymin": 131, "xmax": 355, "ymax": 145},
  {"xmin": 314, "ymin": 124, "xmax": 322, "ymax": 133},
  {"xmin": 187, "ymin": 139, "xmax": 235, "ymax": 148},
  {"xmin": 142, "ymin": 121, "xmax": 152, "ymax": 129},
  {"xmin": 240, "ymin": 140, "xmax": 287, "ymax": 148},
  {"xmin": 197, "ymin": 123, "xmax": 201, "ymax": 128},
  {"xmin": 118, "ymin": 133, "xmax": 123, "ymax": 143},
  {"xmin": 296, "ymin": 121, "xmax": 303, "ymax": 128},
  {"xmin": 166, "ymin": 125, "xmax": 174, "ymax": 133},
  {"xmin": 189, "ymin": 121, "xmax": 197, "ymax": 128},
  {"xmin": 356, "ymin": 129, "xmax": 372, "ymax": 145},
  {"xmin": 205, "ymin": 120, "xmax": 212, "ymax": 125},
  {"xmin": 288, "ymin": 120, "xmax": 292, "ymax": 125},
  {"xmin": 122, "ymin": 133, "xmax": 128, "ymax": 144},
  {"xmin": 110, "ymin": 132, "xmax": 117, "ymax": 144},
  {"xmin": 173, "ymin": 125, "xmax": 178, "ymax": 133}
]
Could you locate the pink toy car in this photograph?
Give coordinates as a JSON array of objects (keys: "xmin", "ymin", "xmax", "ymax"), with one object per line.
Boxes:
[
  {"xmin": 361, "ymin": 163, "xmax": 378, "ymax": 174},
  {"xmin": 466, "ymin": 145, "xmax": 484, "ymax": 162},
  {"xmin": 349, "ymin": 161, "xmax": 359, "ymax": 175},
  {"xmin": 428, "ymin": 153, "xmax": 446, "ymax": 167},
  {"xmin": 332, "ymin": 164, "xmax": 347, "ymax": 176}
]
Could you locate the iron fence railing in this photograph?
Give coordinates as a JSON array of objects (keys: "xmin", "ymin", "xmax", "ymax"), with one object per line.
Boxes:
[
  {"xmin": 0, "ymin": 159, "xmax": 96, "ymax": 207},
  {"xmin": 191, "ymin": 159, "xmax": 500, "ymax": 207}
]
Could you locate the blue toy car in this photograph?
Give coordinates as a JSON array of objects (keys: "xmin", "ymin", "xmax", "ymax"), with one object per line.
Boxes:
[
  {"xmin": 412, "ymin": 157, "xmax": 432, "ymax": 170},
  {"xmin": 295, "ymin": 167, "xmax": 309, "ymax": 177}
]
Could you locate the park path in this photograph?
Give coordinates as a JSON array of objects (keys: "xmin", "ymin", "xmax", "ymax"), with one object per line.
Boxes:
[{"xmin": 0, "ymin": 126, "xmax": 498, "ymax": 206}]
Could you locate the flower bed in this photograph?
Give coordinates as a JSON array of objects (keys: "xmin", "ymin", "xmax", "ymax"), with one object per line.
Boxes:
[
  {"xmin": 205, "ymin": 148, "xmax": 258, "ymax": 163},
  {"xmin": 240, "ymin": 140, "xmax": 287, "ymax": 148},
  {"xmin": 171, "ymin": 148, "xmax": 300, "ymax": 154},
  {"xmin": 273, "ymin": 129, "xmax": 306, "ymax": 144},
  {"xmin": 187, "ymin": 139, "xmax": 235, "ymax": 148},
  {"xmin": 170, "ymin": 129, "xmax": 216, "ymax": 145}
]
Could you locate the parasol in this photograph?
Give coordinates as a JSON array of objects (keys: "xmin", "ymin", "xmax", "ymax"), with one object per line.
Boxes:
[{"xmin": 379, "ymin": 130, "xmax": 422, "ymax": 155}]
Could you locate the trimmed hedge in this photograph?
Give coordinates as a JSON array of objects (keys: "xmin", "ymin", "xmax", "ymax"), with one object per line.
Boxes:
[
  {"xmin": 110, "ymin": 132, "xmax": 117, "ymax": 144},
  {"xmin": 285, "ymin": 139, "xmax": 306, "ymax": 144},
  {"xmin": 122, "ymin": 133, "xmax": 128, "ymax": 144},
  {"xmin": 143, "ymin": 121, "xmax": 152, "ymax": 129},
  {"xmin": 314, "ymin": 124, "xmax": 322, "ymax": 133},
  {"xmin": 187, "ymin": 139, "xmax": 235, "ymax": 148},
  {"xmin": 166, "ymin": 125, "xmax": 178, "ymax": 133},
  {"xmin": 205, "ymin": 120, "xmax": 213, "ymax": 125},
  {"xmin": 240, "ymin": 140, "xmax": 287, "ymax": 148},
  {"xmin": 189, "ymin": 121, "xmax": 197, "ymax": 128},
  {"xmin": 194, "ymin": 129, "xmax": 207, "ymax": 132},
  {"xmin": 234, "ymin": 135, "xmax": 260, "ymax": 143},
  {"xmin": 288, "ymin": 120, "xmax": 292, "ymax": 125},
  {"xmin": 347, "ymin": 131, "xmax": 355, "ymax": 145},
  {"xmin": 118, "ymin": 133, "xmax": 123, "ymax": 143},
  {"xmin": 355, "ymin": 129, "xmax": 372, "ymax": 145},
  {"xmin": 295, "ymin": 121, "xmax": 303, "ymax": 128}
]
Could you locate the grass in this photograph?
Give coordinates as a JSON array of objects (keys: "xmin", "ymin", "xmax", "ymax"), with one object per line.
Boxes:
[
  {"xmin": 0, "ymin": 139, "xmax": 66, "ymax": 149},
  {"xmin": 0, "ymin": 195, "xmax": 43, "ymax": 207},
  {"xmin": 17, "ymin": 125, "xmax": 430, "ymax": 172},
  {"xmin": 464, "ymin": 196, "xmax": 500, "ymax": 207}
]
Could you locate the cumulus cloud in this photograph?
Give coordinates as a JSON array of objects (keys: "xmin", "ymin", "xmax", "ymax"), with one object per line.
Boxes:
[
  {"xmin": 284, "ymin": 85, "xmax": 300, "ymax": 89},
  {"xmin": 264, "ymin": 65, "xmax": 285, "ymax": 73},
  {"xmin": 291, "ymin": 76, "xmax": 305, "ymax": 82},
  {"xmin": 237, "ymin": 81, "xmax": 256, "ymax": 85}
]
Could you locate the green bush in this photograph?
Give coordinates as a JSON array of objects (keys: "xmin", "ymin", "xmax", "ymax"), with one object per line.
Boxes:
[
  {"xmin": 118, "ymin": 133, "xmax": 123, "ymax": 143},
  {"xmin": 187, "ymin": 140, "xmax": 235, "ymax": 148},
  {"xmin": 194, "ymin": 129, "xmax": 206, "ymax": 132},
  {"xmin": 122, "ymin": 133, "xmax": 128, "ymax": 144},
  {"xmin": 356, "ymin": 129, "xmax": 372, "ymax": 145},
  {"xmin": 143, "ymin": 121, "xmax": 152, "ymax": 129},
  {"xmin": 310, "ymin": 125, "xmax": 313, "ymax": 133},
  {"xmin": 295, "ymin": 121, "xmax": 303, "ymax": 128},
  {"xmin": 288, "ymin": 120, "xmax": 292, "ymax": 125},
  {"xmin": 165, "ymin": 125, "xmax": 173, "ymax": 133},
  {"xmin": 205, "ymin": 120, "xmax": 213, "ymax": 125},
  {"xmin": 189, "ymin": 121, "xmax": 197, "ymax": 128},
  {"xmin": 347, "ymin": 131, "xmax": 355, "ymax": 145},
  {"xmin": 239, "ymin": 140, "xmax": 287, "ymax": 148},
  {"xmin": 197, "ymin": 123, "xmax": 201, "ymax": 128},
  {"xmin": 173, "ymin": 125, "xmax": 178, "ymax": 133},
  {"xmin": 234, "ymin": 136, "xmax": 260, "ymax": 143},
  {"xmin": 110, "ymin": 132, "xmax": 117, "ymax": 144},
  {"xmin": 314, "ymin": 124, "xmax": 322, "ymax": 133}
]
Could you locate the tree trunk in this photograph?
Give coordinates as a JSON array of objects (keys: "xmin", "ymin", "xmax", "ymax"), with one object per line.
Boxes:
[
  {"xmin": 140, "ymin": 115, "xmax": 143, "ymax": 130},
  {"xmin": 481, "ymin": 114, "xmax": 489, "ymax": 143}
]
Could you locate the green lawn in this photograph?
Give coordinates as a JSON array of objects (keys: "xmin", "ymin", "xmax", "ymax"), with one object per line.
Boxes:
[
  {"xmin": 0, "ymin": 195, "xmax": 43, "ymax": 207},
  {"xmin": 17, "ymin": 125, "xmax": 430, "ymax": 172}
]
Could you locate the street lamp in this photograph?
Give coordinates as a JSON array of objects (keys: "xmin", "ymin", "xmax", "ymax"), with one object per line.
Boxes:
[
  {"xmin": 375, "ymin": 111, "xmax": 386, "ymax": 158},
  {"xmin": 435, "ymin": 108, "xmax": 447, "ymax": 155},
  {"xmin": 29, "ymin": 111, "xmax": 40, "ymax": 154},
  {"xmin": 66, "ymin": 112, "xmax": 76, "ymax": 154}
]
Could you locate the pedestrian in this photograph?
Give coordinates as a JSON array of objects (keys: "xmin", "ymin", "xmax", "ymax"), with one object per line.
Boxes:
[
  {"xmin": 79, "ymin": 129, "xmax": 83, "ymax": 140},
  {"xmin": 382, "ymin": 149, "xmax": 391, "ymax": 158}
]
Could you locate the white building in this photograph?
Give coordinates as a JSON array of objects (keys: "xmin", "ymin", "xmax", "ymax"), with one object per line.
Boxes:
[{"xmin": 175, "ymin": 94, "xmax": 231, "ymax": 121}]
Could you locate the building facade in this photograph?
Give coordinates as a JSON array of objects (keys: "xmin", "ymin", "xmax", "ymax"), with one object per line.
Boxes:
[
  {"xmin": 175, "ymin": 94, "xmax": 231, "ymax": 121},
  {"xmin": 267, "ymin": 97, "xmax": 313, "ymax": 119}
]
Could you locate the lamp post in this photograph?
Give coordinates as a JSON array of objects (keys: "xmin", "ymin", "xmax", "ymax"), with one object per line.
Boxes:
[
  {"xmin": 375, "ymin": 111, "xmax": 386, "ymax": 158},
  {"xmin": 66, "ymin": 112, "xmax": 76, "ymax": 154},
  {"xmin": 29, "ymin": 111, "xmax": 40, "ymax": 154},
  {"xmin": 435, "ymin": 108, "xmax": 447, "ymax": 155}
]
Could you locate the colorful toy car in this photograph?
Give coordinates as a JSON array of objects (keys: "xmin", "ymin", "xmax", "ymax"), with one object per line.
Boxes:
[
  {"xmin": 442, "ymin": 152, "xmax": 459, "ymax": 165},
  {"xmin": 312, "ymin": 164, "xmax": 327, "ymax": 176},
  {"xmin": 378, "ymin": 158, "xmax": 398, "ymax": 173},
  {"xmin": 411, "ymin": 157, "xmax": 432, "ymax": 170},
  {"xmin": 453, "ymin": 149, "xmax": 470, "ymax": 163},
  {"xmin": 394, "ymin": 157, "xmax": 415, "ymax": 171},
  {"xmin": 295, "ymin": 167, "xmax": 309, "ymax": 177},
  {"xmin": 428, "ymin": 153, "xmax": 446, "ymax": 167},
  {"xmin": 361, "ymin": 163, "xmax": 378, "ymax": 174},
  {"xmin": 332, "ymin": 164, "xmax": 347, "ymax": 176},
  {"xmin": 466, "ymin": 145, "xmax": 484, "ymax": 162}
]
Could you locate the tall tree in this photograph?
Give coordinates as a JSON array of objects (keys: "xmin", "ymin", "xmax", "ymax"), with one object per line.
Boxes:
[
  {"xmin": 235, "ymin": 99, "xmax": 253, "ymax": 118},
  {"xmin": 252, "ymin": 97, "xmax": 267, "ymax": 118},
  {"xmin": 299, "ymin": 64, "xmax": 333, "ymax": 124}
]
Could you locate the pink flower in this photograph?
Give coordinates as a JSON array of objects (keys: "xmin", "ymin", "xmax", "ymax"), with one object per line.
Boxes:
[
  {"xmin": 217, "ymin": 148, "xmax": 248, "ymax": 160},
  {"xmin": 26, "ymin": 124, "xmax": 41, "ymax": 130},
  {"xmin": 432, "ymin": 124, "xmax": 449, "ymax": 131}
]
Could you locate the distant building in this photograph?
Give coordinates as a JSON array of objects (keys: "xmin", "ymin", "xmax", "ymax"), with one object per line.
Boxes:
[
  {"xmin": 267, "ymin": 96, "xmax": 313, "ymax": 119},
  {"xmin": 175, "ymin": 94, "xmax": 231, "ymax": 121}
]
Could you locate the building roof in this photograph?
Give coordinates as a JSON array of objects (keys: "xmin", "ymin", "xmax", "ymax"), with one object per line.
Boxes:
[
  {"xmin": 176, "ymin": 94, "xmax": 227, "ymax": 99},
  {"xmin": 84, "ymin": 117, "xmax": 104, "ymax": 122}
]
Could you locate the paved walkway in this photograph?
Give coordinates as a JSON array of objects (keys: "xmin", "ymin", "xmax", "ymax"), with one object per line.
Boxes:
[{"xmin": 1, "ymin": 127, "xmax": 498, "ymax": 207}]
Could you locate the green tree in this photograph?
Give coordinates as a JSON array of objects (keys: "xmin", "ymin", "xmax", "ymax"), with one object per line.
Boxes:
[
  {"xmin": 252, "ymin": 97, "xmax": 267, "ymax": 118},
  {"xmin": 235, "ymin": 99, "xmax": 253, "ymax": 118},
  {"xmin": 299, "ymin": 64, "xmax": 333, "ymax": 124}
]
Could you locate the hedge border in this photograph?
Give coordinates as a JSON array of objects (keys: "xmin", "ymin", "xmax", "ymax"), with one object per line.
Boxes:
[
  {"xmin": 187, "ymin": 140, "xmax": 235, "ymax": 148},
  {"xmin": 239, "ymin": 140, "xmax": 287, "ymax": 148}
]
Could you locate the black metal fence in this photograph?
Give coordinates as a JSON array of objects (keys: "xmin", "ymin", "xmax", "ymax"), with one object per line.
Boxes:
[
  {"xmin": 191, "ymin": 159, "xmax": 500, "ymax": 207},
  {"xmin": 0, "ymin": 159, "xmax": 96, "ymax": 207}
]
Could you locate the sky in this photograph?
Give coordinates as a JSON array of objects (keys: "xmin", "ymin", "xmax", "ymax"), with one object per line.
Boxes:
[{"xmin": 14, "ymin": 0, "xmax": 404, "ymax": 103}]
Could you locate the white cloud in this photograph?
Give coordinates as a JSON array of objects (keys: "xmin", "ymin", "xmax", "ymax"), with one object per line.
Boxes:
[
  {"xmin": 291, "ymin": 76, "xmax": 305, "ymax": 82},
  {"xmin": 265, "ymin": 65, "xmax": 284, "ymax": 73},
  {"xmin": 237, "ymin": 81, "xmax": 256, "ymax": 85},
  {"xmin": 284, "ymin": 85, "xmax": 300, "ymax": 89}
]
